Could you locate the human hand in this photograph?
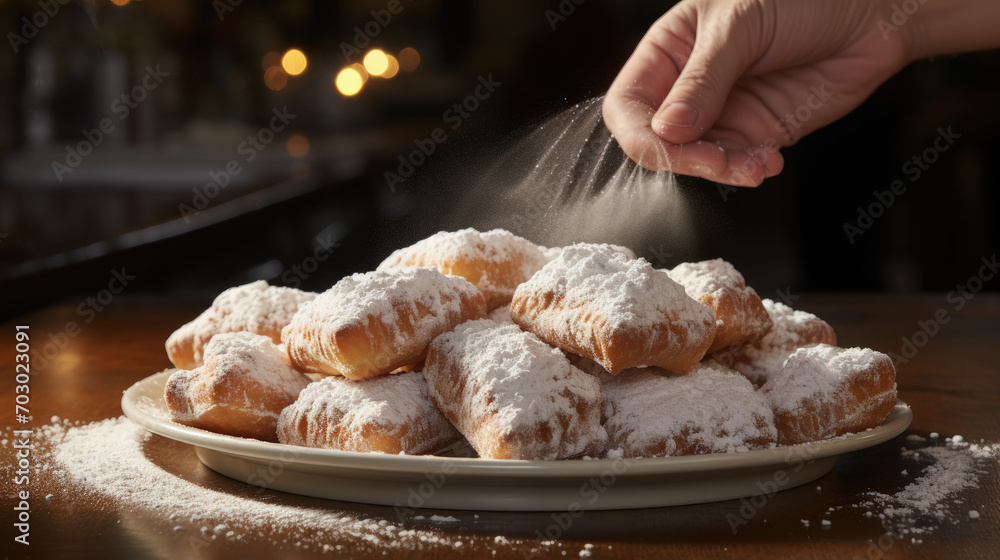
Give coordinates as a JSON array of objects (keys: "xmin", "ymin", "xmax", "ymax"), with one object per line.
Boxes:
[{"xmin": 603, "ymin": 0, "xmax": 913, "ymax": 186}]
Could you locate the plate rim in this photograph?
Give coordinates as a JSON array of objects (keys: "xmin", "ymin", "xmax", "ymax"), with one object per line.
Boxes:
[{"xmin": 121, "ymin": 369, "xmax": 913, "ymax": 478}]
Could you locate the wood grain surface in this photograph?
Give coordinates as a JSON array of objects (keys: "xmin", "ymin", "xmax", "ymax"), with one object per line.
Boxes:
[{"xmin": 1, "ymin": 294, "xmax": 998, "ymax": 560}]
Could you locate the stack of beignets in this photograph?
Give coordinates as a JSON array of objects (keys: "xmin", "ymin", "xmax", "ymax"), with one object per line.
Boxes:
[{"xmin": 162, "ymin": 228, "xmax": 898, "ymax": 461}]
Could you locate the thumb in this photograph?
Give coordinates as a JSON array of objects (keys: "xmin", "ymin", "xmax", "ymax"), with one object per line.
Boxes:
[{"xmin": 651, "ymin": 18, "xmax": 752, "ymax": 145}]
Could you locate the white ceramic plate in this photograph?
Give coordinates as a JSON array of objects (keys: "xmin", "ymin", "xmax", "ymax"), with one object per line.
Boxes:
[{"xmin": 122, "ymin": 370, "xmax": 912, "ymax": 511}]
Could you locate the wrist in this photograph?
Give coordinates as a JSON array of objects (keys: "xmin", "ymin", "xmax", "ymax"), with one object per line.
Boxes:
[{"xmin": 895, "ymin": 0, "xmax": 1000, "ymax": 62}]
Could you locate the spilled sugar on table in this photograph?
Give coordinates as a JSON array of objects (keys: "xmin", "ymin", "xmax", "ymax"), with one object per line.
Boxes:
[{"xmin": 1, "ymin": 294, "xmax": 998, "ymax": 560}]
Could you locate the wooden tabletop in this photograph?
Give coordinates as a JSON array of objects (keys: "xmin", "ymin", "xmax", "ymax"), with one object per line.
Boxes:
[{"xmin": 2, "ymin": 294, "xmax": 998, "ymax": 559}]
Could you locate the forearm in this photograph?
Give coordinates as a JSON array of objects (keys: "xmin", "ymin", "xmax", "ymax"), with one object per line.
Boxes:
[{"xmin": 901, "ymin": 0, "xmax": 1000, "ymax": 61}]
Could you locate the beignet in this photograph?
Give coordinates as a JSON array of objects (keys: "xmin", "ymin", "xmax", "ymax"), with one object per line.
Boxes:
[
  {"xmin": 282, "ymin": 268, "xmax": 486, "ymax": 380},
  {"xmin": 510, "ymin": 243, "xmax": 716, "ymax": 374}
]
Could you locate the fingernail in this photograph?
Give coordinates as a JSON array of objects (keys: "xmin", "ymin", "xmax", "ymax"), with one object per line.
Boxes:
[{"xmin": 654, "ymin": 102, "xmax": 698, "ymax": 129}]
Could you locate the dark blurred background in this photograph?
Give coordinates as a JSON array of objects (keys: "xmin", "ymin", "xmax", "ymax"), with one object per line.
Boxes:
[{"xmin": 1, "ymin": 0, "xmax": 998, "ymax": 319}]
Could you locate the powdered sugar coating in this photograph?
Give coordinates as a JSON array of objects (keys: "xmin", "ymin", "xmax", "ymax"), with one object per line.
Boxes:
[
  {"xmin": 713, "ymin": 299, "xmax": 836, "ymax": 386},
  {"xmin": 282, "ymin": 268, "xmax": 485, "ymax": 379},
  {"xmin": 761, "ymin": 344, "xmax": 897, "ymax": 444},
  {"xmin": 165, "ymin": 332, "xmax": 312, "ymax": 441},
  {"xmin": 540, "ymin": 244, "xmax": 635, "ymax": 263},
  {"xmin": 511, "ymin": 243, "xmax": 715, "ymax": 373},
  {"xmin": 486, "ymin": 305, "xmax": 515, "ymax": 324},
  {"xmin": 277, "ymin": 372, "xmax": 461, "ymax": 455},
  {"xmin": 602, "ymin": 360, "xmax": 777, "ymax": 457},
  {"xmin": 377, "ymin": 228, "xmax": 548, "ymax": 309},
  {"xmin": 669, "ymin": 259, "xmax": 742, "ymax": 296},
  {"xmin": 166, "ymin": 281, "xmax": 317, "ymax": 369},
  {"xmin": 423, "ymin": 319, "xmax": 607, "ymax": 460}
]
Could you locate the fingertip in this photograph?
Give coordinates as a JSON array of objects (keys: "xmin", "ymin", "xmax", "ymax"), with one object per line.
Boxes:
[{"xmin": 750, "ymin": 145, "xmax": 784, "ymax": 177}]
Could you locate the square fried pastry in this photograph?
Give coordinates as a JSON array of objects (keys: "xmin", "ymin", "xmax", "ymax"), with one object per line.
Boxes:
[
  {"xmin": 761, "ymin": 344, "xmax": 897, "ymax": 445},
  {"xmin": 277, "ymin": 371, "xmax": 462, "ymax": 455},
  {"xmin": 377, "ymin": 228, "xmax": 548, "ymax": 310},
  {"xmin": 166, "ymin": 280, "xmax": 316, "ymax": 370},
  {"xmin": 164, "ymin": 332, "xmax": 312, "ymax": 441},
  {"xmin": 601, "ymin": 360, "xmax": 778, "ymax": 457},
  {"xmin": 712, "ymin": 298, "xmax": 837, "ymax": 387},
  {"xmin": 282, "ymin": 268, "xmax": 486, "ymax": 380},
  {"xmin": 423, "ymin": 319, "xmax": 608, "ymax": 460},
  {"xmin": 669, "ymin": 259, "xmax": 773, "ymax": 353},
  {"xmin": 510, "ymin": 243, "xmax": 716, "ymax": 374}
]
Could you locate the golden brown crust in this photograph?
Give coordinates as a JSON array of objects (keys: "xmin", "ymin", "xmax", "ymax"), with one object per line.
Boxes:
[
  {"xmin": 282, "ymin": 268, "xmax": 486, "ymax": 380},
  {"xmin": 669, "ymin": 259, "xmax": 773, "ymax": 353}
]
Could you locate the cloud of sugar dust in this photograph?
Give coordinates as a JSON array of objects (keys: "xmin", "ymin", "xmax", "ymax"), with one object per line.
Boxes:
[{"xmin": 442, "ymin": 97, "xmax": 701, "ymax": 263}]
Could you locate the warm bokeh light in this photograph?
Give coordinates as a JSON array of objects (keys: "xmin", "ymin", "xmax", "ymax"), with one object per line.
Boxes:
[
  {"xmin": 281, "ymin": 49, "xmax": 308, "ymax": 76},
  {"xmin": 398, "ymin": 47, "xmax": 420, "ymax": 71},
  {"xmin": 261, "ymin": 51, "xmax": 281, "ymax": 70},
  {"xmin": 110, "ymin": 0, "xmax": 130, "ymax": 6},
  {"xmin": 349, "ymin": 63, "xmax": 370, "ymax": 83},
  {"xmin": 264, "ymin": 66, "xmax": 288, "ymax": 91},
  {"xmin": 381, "ymin": 54, "xmax": 400, "ymax": 79},
  {"xmin": 335, "ymin": 68, "xmax": 364, "ymax": 96},
  {"xmin": 286, "ymin": 134, "xmax": 310, "ymax": 158},
  {"xmin": 363, "ymin": 49, "xmax": 389, "ymax": 76}
]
